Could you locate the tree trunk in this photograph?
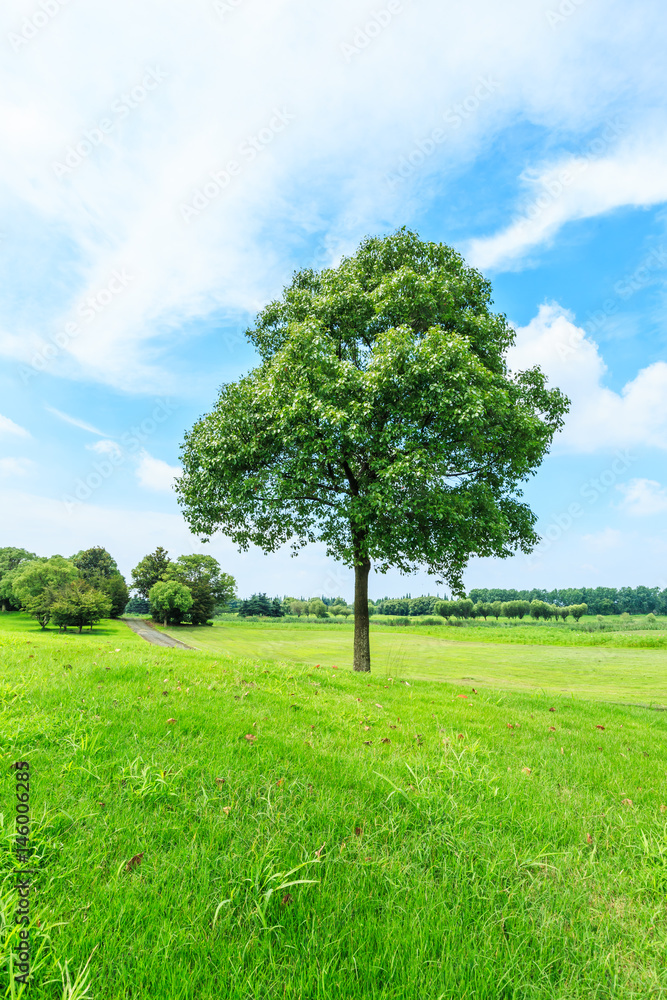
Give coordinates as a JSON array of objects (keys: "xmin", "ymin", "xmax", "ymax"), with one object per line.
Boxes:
[
  {"xmin": 353, "ymin": 555, "xmax": 371, "ymax": 672},
  {"xmin": 78, "ymin": 624, "xmax": 83, "ymax": 633}
]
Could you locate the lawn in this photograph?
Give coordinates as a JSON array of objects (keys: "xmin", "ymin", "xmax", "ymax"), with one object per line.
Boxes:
[
  {"xmin": 2, "ymin": 612, "xmax": 667, "ymax": 998},
  {"xmin": 160, "ymin": 618, "xmax": 667, "ymax": 708}
]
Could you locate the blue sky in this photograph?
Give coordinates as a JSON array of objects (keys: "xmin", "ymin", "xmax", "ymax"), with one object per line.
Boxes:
[{"xmin": 1, "ymin": 0, "xmax": 666, "ymax": 601}]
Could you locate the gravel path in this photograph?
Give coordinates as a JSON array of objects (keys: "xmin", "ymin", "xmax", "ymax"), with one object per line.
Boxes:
[{"xmin": 121, "ymin": 618, "xmax": 194, "ymax": 649}]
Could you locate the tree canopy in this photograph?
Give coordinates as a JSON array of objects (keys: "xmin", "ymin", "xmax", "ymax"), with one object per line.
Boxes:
[{"xmin": 176, "ymin": 228, "xmax": 569, "ymax": 671}]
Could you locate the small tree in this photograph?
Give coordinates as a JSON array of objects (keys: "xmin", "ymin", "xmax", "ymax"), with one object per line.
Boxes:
[
  {"xmin": 453, "ymin": 598, "xmax": 474, "ymax": 619},
  {"xmin": 50, "ymin": 581, "xmax": 112, "ymax": 633},
  {"xmin": 13, "ymin": 556, "xmax": 79, "ymax": 628},
  {"xmin": 307, "ymin": 598, "xmax": 329, "ymax": 618},
  {"xmin": 489, "ymin": 600, "xmax": 503, "ymax": 620},
  {"xmin": 558, "ymin": 605, "xmax": 571, "ymax": 622},
  {"xmin": 289, "ymin": 599, "xmax": 307, "ymax": 616},
  {"xmin": 124, "ymin": 596, "xmax": 151, "ymax": 615},
  {"xmin": 571, "ymin": 603, "xmax": 588, "ymax": 622},
  {"xmin": 176, "ymin": 229, "xmax": 568, "ymax": 671},
  {"xmin": 149, "ymin": 581, "xmax": 193, "ymax": 626},
  {"xmin": 436, "ymin": 599, "xmax": 455, "ymax": 620}
]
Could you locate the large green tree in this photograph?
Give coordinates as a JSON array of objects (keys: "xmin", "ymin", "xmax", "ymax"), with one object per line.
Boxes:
[{"xmin": 176, "ymin": 229, "xmax": 568, "ymax": 672}]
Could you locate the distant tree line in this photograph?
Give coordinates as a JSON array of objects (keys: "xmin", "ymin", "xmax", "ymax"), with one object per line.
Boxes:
[
  {"xmin": 467, "ymin": 586, "xmax": 666, "ymax": 616},
  {"xmin": 233, "ymin": 594, "xmax": 354, "ymax": 618}
]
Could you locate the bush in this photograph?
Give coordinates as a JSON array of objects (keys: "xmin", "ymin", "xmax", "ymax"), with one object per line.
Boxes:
[{"xmin": 389, "ymin": 617, "xmax": 411, "ymax": 626}]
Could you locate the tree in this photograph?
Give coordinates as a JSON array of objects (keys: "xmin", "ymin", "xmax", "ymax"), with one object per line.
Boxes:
[
  {"xmin": 187, "ymin": 579, "xmax": 216, "ymax": 625},
  {"xmin": 436, "ymin": 599, "xmax": 455, "ymax": 620},
  {"xmin": 148, "ymin": 581, "xmax": 193, "ymax": 626},
  {"xmin": 176, "ymin": 229, "xmax": 568, "ymax": 671},
  {"xmin": 571, "ymin": 603, "xmax": 588, "ymax": 622},
  {"xmin": 489, "ymin": 600, "xmax": 503, "ymax": 620},
  {"xmin": 71, "ymin": 546, "xmax": 129, "ymax": 617},
  {"xmin": 12, "ymin": 556, "xmax": 79, "ymax": 629},
  {"xmin": 170, "ymin": 554, "xmax": 236, "ymax": 604},
  {"xmin": 502, "ymin": 599, "xmax": 530, "ymax": 620},
  {"xmin": 0, "ymin": 547, "xmax": 38, "ymax": 611},
  {"xmin": 131, "ymin": 547, "xmax": 172, "ymax": 598},
  {"xmin": 103, "ymin": 573, "xmax": 130, "ymax": 618},
  {"xmin": 125, "ymin": 595, "xmax": 151, "ymax": 615},
  {"xmin": 71, "ymin": 546, "xmax": 119, "ymax": 579},
  {"xmin": 289, "ymin": 599, "xmax": 307, "ymax": 616},
  {"xmin": 453, "ymin": 598, "xmax": 474, "ymax": 619},
  {"xmin": 50, "ymin": 581, "xmax": 112, "ymax": 633},
  {"xmin": 307, "ymin": 598, "xmax": 329, "ymax": 618}
]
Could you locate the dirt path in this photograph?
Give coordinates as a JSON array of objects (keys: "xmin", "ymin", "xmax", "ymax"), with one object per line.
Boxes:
[{"xmin": 121, "ymin": 618, "xmax": 194, "ymax": 649}]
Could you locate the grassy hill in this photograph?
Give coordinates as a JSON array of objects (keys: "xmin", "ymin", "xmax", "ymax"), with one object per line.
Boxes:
[{"xmin": 2, "ymin": 612, "xmax": 667, "ymax": 998}]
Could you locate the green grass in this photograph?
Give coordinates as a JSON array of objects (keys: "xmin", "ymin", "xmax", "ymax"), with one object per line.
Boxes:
[
  {"xmin": 160, "ymin": 619, "xmax": 667, "ymax": 707},
  {"xmin": 2, "ymin": 611, "xmax": 667, "ymax": 998}
]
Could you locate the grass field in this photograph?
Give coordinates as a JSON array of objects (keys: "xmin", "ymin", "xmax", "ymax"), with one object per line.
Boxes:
[
  {"xmin": 2, "ymin": 611, "xmax": 667, "ymax": 998},
  {"xmin": 161, "ymin": 618, "xmax": 667, "ymax": 708}
]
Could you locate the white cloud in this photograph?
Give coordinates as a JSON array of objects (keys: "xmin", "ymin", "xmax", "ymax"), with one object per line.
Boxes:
[
  {"xmin": 86, "ymin": 439, "xmax": 123, "ymax": 459},
  {"xmin": 135, "ymin": 451, "xmax": 182, "ymax": 492},
  {"xmin": 1, "ymin": 0, "xmax": 666, "ymax": 389},
  {"xmin": 467, "ymin": 124, "xmax": 667, "ymax": 271},
  {"xmin": 616, "ymin": 478, "xmax": 667, "ymax": 516},
  {"xmin": 0, "ymin": 413, "xmax": 30, "ymax": 438},
  {"xmin": 0, "ymin": 487, "xmax": 352, "ymax": 597},
  {"xmin": 508, "ymin": 303, "xmax": 667, "ymax": 452},
  {"xmin": 0, "ymin": 457, "xmax": 33, "ymax": 476},
  {"xmin": 581, "ymin": 527, "xmax": 622, "ymax": 552},
  {"xmin": 45, "ymin": 406, "xmax": 107, "ymax": 436}
]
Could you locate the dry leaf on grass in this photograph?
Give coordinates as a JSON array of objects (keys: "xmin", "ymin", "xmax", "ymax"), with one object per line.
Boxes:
[
  {"xmin": 244, "ymin": 734, "xmax": 256, "ymax": 742},
  {"xmin": 125, "ymin": 853, "xmax": 143, "ymax": 874},
  {"xmin": 586, "ymin": 833, "xmax": 593, "ymax": 844}
]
